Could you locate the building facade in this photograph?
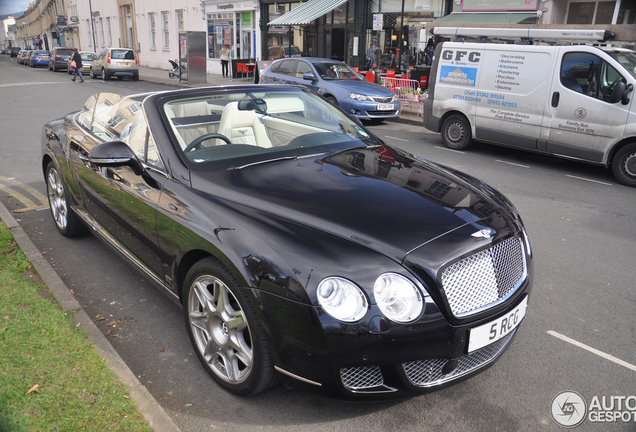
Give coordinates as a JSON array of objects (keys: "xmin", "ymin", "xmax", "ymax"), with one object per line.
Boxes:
[{"xmin": 10, "ymin": 0, "xmax": 635, "ymax": 72}]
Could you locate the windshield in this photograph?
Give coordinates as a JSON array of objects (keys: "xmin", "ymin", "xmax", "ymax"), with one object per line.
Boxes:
[
  {"xmin": 160, "ymin": 88, "xmax": 379, "ymax": 170},
  {"xmin": 607, "ymin": 49, "xmax": 636, "ymax": 79},
  {"xmin": 313, "ymin": 62, "xmax": 364, "ymax": 81},
  {"xmin": 81, "ymin": 52, "xmax": 97, "ymax": 61}
]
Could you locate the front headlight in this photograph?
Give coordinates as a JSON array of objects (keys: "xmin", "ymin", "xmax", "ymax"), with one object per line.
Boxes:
[
  {"xmin": 317, "ymin": 277, "xmax": 368, "ymax": 322},
  {"xmin": 348, "ymin": 92, "xmax": 373, "ymax": 102},
  {"xmin": 374, "ymin": 273, "xmax": 425, "ymax": 323}
]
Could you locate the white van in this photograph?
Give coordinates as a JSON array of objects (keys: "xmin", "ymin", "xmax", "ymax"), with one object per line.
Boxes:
[{"xmin": 423, "ymin": 30, "xmax": 636, "ymax": 186}]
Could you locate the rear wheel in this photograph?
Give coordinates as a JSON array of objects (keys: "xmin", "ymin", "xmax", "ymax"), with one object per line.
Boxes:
[
  {"xmin": 101, "ymin": 68, "xmax": 110, "ymax": 81},
  {"xmin": 45, "ymin": 162, "xmax": 83, "ymax": 237},
  {"xmin": 441, "ymin": 114, "xmax": 473, "ymax": 150},
  {"xmin": 612, "ymin": 143, "xmax": 636, "ymax": 187},
  {"xmin": 183, "ymin": 258, "xmax": 275, "ymax": 396}
]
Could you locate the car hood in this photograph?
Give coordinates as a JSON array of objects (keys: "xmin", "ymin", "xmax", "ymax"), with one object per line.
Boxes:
[
  {"xmin": 191, "ymin": 145, "xmax": 519, "ymax": 263},
  {"xmin": 329, "ymin": 79, "xmax": 394, "ymax": 96}
]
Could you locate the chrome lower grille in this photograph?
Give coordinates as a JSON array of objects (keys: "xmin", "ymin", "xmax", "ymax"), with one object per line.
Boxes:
[
  {"xmin": 340, "ymin": 366, "xmax": 384, "ymax": 391},
  {"xmin": 402, "ymin": 331, "xmax": 515, "ymax": 388},
  {"xmin": 441, "ymin": 237, "xmax": 526, "ymax": 317}
]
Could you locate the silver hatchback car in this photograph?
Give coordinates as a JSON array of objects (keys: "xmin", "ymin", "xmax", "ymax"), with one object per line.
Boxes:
[{"xmin": 90, "ymin": 47, "xmax": 139, "ymax": 81}]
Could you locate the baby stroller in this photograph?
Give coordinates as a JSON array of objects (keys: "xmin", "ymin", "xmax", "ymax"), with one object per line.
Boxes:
[{"xmin": 168, "ymin": 59, "xmax": 180, "ymax": 79}]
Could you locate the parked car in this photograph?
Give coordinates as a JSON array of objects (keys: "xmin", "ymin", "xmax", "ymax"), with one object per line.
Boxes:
[
  {"xmin": 260, "ymin": 57, "xmax": 401, "ymax": 121},
  {"xmin": 29, "ymin": 50, "xmax": 49, "ymax": 68},
  {"xmin": 67, "ymin": 51, "xmax": 97, "ymax": 74},
  {"xmin": 267, "ymin": 45, "xmax": 301, "ymax": 60},
  {"xmin": 90, "ymin": 47, "xmax": 138, "ymax": 81},
  {"xmin": 10, "ymin": 47, "xmax": 20, "ymax": 57},
  {"xmin": 41, "ymin": 85, "xmax": 532, "ymax": 399},
  {"xmin": 49, "ymin": 47, "xmax": 74, "ymax": 72},
  {"xmin": 17, "ymin": 50, "xmax": 30, "ymax": 65}
]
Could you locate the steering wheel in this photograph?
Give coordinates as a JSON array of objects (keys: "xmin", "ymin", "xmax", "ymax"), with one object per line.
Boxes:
[{"xmin": 184, "ymin": 133, "xmax": 231, "ymax": 152}]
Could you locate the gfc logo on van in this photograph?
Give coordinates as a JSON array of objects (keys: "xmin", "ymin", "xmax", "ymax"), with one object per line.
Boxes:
[
  {"xmin": 439, "ymin": 66, "xmax": 478, "ymax": 87},
  {"xmin": 441, "ymin": 50, "xmax": 481, "ymax": 63}
]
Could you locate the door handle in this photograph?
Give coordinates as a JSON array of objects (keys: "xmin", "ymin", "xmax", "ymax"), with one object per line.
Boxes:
[{"xmin": 551, "ymin": 92, "xmax": 560, "ymax": 107}]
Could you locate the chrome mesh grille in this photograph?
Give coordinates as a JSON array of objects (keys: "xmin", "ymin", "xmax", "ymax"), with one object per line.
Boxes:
[
  {"xmin": 441, "ymin": 237, "xmax": 526, "ymax": 317},
  {"xmin": 340, "ymin": 366, "xmax": 384, "ymax": 390},
  {"xmin": 402, "ymin": 332, "xmax": 514, "ymax": 387}
]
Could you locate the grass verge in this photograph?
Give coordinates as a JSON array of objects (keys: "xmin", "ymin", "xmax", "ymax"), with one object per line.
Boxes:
[{"xmin": 0, "ymin": 222, "xmax": 152, "ymax": 432}]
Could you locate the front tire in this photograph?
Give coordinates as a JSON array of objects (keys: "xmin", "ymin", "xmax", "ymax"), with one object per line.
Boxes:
[
  {"xmin": 46, "ymin": 162, "xmax": 83, "ymax": 237},
  {"xmin": 183, "ymin": 258, "xmax": 275, "ymax": 396},
  {"xmin": 90, "ymin": 67, "xmax": 96, "ymax": 79},
  {"xmin": 441, "ymin": 114, "xmax": 473, "ymax": 150},
  {"xmin": 612, "ymin": 143, "xmax": 636, "ymax": 187}
]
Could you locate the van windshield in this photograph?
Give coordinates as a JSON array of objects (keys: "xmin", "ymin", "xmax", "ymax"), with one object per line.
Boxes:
[{"xmin": 607, "ymin": 50, "xmax": 636, "ymax": 79}]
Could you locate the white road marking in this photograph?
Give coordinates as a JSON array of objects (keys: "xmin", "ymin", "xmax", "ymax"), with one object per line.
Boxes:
[
  {"xmin": 434, "ymin": 146, "xmax": 465, "ymax": 154},
  {"xmin": 565, "ymin": 175, "xmax": 613, "ymax": 186},
  {"xmin": 0, "ymin": 82, "xmax": 71, "ymax": 87},
  {"xmin": 495, "ymin": 160, "xmax": 530, "ymax": 169},
  {"xmin": 547, "ymin": 330, "xmax": 636, "ymax": 373},
  {"xmin": 385, "ymin": 135, "xmax": 409, "ymax": 142}
]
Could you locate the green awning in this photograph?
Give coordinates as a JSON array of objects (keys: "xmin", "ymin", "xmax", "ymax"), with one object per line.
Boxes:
[
  {"xmin": 268, "ymin": 0, "xmax": 348, "ymax": 26},
  {"xmin": 433, "ymin": 12, "xmax": 538, "ymax": 24}
]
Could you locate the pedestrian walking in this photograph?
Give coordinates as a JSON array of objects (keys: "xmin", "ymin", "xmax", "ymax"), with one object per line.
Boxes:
[
  {"xmin": 220, "ymin": 44, "xmax": 231, "ymax": 78},
  {"xmin": 70, "ymin": 48, "xmax": 84, "ymax": 83}
]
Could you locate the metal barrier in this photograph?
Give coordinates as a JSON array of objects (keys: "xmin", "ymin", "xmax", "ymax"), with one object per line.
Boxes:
[{"xmin": 381, "ymin": 77, "xmax": 423, "ymax": 112}]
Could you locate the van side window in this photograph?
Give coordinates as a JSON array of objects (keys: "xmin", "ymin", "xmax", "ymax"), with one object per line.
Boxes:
[{"xmin": 560, "ymin": 52, "xmax": 625, "ymax": 103}]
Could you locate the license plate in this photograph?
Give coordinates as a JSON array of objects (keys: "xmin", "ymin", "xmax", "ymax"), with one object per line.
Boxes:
[
  {"xmin": 377, "ymin": 103, "xmax": 393, "ymax": 111},
  {"xmin": 467, "ymin": 296, "xmax": 528, "ymax": 353},
  {"xmin": 118, "ymin": 61, "xmax": 130, "ymax": 67},
  {"xmin": 83, "ymin": 66, "xmax": 90, "ymax": 71}
]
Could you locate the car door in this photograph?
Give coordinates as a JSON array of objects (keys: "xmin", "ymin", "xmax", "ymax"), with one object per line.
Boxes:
[
  {"xmin": 541, "ymin": 48, "xmax": 631, "ymax": 163},
  {"xmin": 71, "ymin": 93, "xmax": 166, "ymax": 277}
]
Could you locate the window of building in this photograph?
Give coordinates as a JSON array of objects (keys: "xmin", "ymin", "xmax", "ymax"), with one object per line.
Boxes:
[
  {"xmin": 106, "ymin": 17, "xmax": 112, "ymax": 46},
  {"xmin": 176, "ymin": 9, "xmax": 184, "ymax": 31},
  {"xmin": 566, "ymin": 1, "xmax": 616, "ymax": 24},
  {"xmin": 99, "ymin": 18, "xmax": 104, "ymax": 46},
  {"xmin": 149, "ymin": 13, "xmax": 156, "ymax": 48},
  {"xmin": 207, "ymin": 13, "xmax": 233, "ymax": 59},
  {"xmin": 162, "ymin": 11, "xmax": 169, "ymax": 49}
]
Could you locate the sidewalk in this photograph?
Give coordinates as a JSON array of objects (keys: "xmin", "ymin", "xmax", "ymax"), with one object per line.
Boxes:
[{"xmin": 137, "ymin": 65, "xmax": 423, "ymax": 127}]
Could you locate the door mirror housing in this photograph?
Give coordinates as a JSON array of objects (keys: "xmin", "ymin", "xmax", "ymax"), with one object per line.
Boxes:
[{"xmin": 89, "ymin": 141, "xmax": 144, "ymax": 175}]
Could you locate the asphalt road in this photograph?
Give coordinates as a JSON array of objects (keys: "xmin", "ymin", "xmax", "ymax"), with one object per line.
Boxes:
[{"xmin": 1, "ymin": 54, "xmax": 634, "ymax": 432}]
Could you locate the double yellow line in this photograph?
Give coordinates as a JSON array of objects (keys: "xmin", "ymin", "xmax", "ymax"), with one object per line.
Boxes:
[{"xmin": 0, "ymin": 176, "xmax": 48, "ymax": 213}]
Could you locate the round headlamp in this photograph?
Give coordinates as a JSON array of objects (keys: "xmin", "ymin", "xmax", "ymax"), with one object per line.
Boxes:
[
  {"xmin": 374, "ymin": 273, "xmax": 424, "ymax": 323},
  {"xmin": 317, "ymin": 277, "xmax": 368, "ymax": 322}
]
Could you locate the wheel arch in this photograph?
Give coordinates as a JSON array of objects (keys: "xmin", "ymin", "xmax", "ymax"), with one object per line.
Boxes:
[{"xmin": 607, "ymin": 137, "xmax": 636, "ymax": 168}]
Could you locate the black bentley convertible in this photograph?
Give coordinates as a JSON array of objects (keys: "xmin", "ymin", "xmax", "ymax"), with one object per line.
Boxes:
[{"xmin": 41, "ymin": 85, "xmax": 532, "ymax": 399}]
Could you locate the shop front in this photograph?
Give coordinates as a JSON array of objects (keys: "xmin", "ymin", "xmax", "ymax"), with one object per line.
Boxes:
[{"xmin": 204, "ymin": 0, "xmax": 261, "ymax": 76}]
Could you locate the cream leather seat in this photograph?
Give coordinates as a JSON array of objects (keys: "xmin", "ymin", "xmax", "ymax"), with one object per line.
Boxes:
[
  {"xmin": 165, "ymin": 101, "xmax": 217, "ymax": 149},
  {"xmin": 217, "ymin": 102, "xmax": 272, "ymax": 148}
]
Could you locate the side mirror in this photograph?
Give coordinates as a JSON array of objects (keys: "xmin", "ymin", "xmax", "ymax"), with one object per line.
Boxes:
[
  {"xmin": 303, "ymin": 72, "xmax": 316, "ymax": 82},
  {"xmin": 622, "ymin": 83, "xmax": 633, "ymax": 105},
  {"xmin": 610, "ymin": 81, "xmax": 633, "ymax": 105},
  {"xmin": 89, "ymin": 141, "xmax": 144, "ymax": 175}
]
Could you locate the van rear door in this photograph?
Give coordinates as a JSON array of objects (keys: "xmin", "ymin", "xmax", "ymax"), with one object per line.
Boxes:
[{"xmin": 542, "ymin": 47, "xmax": 631, "ymax": 163}]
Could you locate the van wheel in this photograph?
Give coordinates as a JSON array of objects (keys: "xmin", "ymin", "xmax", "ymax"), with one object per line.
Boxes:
[
  {"xmin": 441, "ymin": 114, "xmax": 473, "ymax": 150},
  {"xmin": 612, "ymin": 143, "xmax": 636, "ymax": 187}
]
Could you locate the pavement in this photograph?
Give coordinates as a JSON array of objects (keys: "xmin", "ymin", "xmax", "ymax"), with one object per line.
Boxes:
[
  {"xmin": 0, "ymin": 65, "xmax": 423, "ymax": 432},
  {"xmin": 137, "ymin": 65, "xmax": 424, "ymax": 127}
]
